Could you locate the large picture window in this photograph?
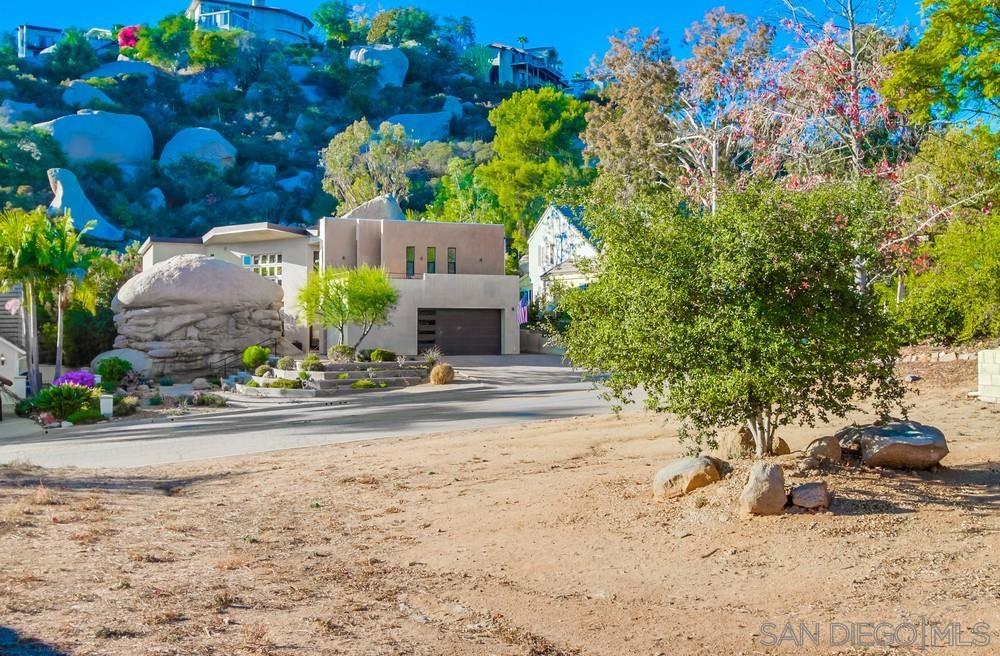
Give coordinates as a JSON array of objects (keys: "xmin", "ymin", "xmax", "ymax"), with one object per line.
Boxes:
[{"xmin": 243, "ymin": 253, "xmax": 283, "ymax": 285}]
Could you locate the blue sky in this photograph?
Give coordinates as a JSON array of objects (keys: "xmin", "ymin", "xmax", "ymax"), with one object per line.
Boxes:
[{"xmin": 8, "ymin": 1, "xmax": 925, "ymax": 76}]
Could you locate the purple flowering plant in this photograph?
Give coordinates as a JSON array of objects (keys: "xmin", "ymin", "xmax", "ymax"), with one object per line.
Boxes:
[{"xmin": 53, "ymin": 370, "xmax": 97, "ymax": 388}]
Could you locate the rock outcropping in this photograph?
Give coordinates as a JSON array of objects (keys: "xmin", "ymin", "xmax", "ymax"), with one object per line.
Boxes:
[
  {"xmin": 384, "ymin": 111, "xmax": 452, "ymax": 142},
  {"xmin": 48, "ymin": 168, "xmax": 125, "ymax": 241},
  {"xmin": 34, "ymin": 110, "xmax": 153, "ymax": 171},
  {"xmin": 82, "ymin": 60, "xmax": 158, "ymax": 86},
  {"xmin": 349, "ymin": 45, "xmax": 409, "ymax": 89},
  {"xmin": 62, "ymin": 80, "xmax": 114, "ymax": 108},
  {"xmin": 112, "ymin": 255, "xmax": 283, "ymax": 381},
  {"xmin": 342, "ymin": 194, "xmax": 406, "ymax": 221},
  {"xmin": 160, "ymin": 127, "xmax": 237, "ymax": 171}
]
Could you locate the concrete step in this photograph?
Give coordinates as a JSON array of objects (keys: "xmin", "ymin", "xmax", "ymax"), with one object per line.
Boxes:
[{"xmin": 310, "ymin": 376, "xmax": 424, "ymax": 390}]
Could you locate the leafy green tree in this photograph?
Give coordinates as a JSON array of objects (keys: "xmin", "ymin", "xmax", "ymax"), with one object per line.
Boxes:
[
  {"xmin": 883, "ymin": 0, "xmax": 999, "ymax": 121},
  {"xmin": 0, "ymin": 126, "xmax": 67, "ymax": 208},
  {"xmin": 346, "ymin": 265, "xmax": 398, "ymax": 350},
  {"xmin": 297, "ymin": 267, "xmax": 351, "ymax": 345},
  {"xmin": 189, "ymin": 30, "xmax": 241, "ymax": 68},
  {"xmin": 314, "ymin": 1, "xmax": 354, "ymax": 46},
  {"xmin": 47, "ymin": 29, "xmax": 99, "ymax": 81},
  {"xmin": 367, "ymin": 7, "xmax": 436, "ymax": 45},
  {"xmin": 559, "ymin": 179, "xmax": 905, "ymax": 457},
  {"xmin": 892, "ymin": 209, "xmax": 1000, "ymax": 343},
  {"xmin": 476, "ymin": 88, "xmax": 593, "ymax": 242},
  {"xmin": 135, "ymin": 14, "xmax": 194, "ymax": 68},
  {"xmin": 426, "ymin": 157, "xmax": 504, "ymax": 226},
  {"xmin": 320, "ymin": 119, "xmax": 416, "ymax": 210}
]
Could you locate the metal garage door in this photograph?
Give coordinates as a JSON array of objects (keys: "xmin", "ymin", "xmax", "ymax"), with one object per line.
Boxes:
[{"xmin": 417, "ymin": 309, "xmax": 502, "ymax": 355}]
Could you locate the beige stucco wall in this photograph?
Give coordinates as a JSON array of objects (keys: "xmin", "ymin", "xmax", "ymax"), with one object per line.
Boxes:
[
  {"xmin": 319, "ymin": 219, "xmax": 359, "ymax": 269},
  {"xmin": 380, "ymin": 222, "xmax": 505, "ymax": 276},
  {"xmin": 340, "ymin": 274, "xmax": 521, "ymax": 356},
  {"xmin": 143, "ymin": 242, "xmax": 206, "ymax": 271}
]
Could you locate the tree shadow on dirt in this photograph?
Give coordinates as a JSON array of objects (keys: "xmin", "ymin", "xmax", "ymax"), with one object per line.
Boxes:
[
  {"xmin": 0, "ymin": 465, "xmax": 244, "ymax": 496},
  {"xmin": 0, "ymin": 627, "xmax": 69, "ymax": 656}
]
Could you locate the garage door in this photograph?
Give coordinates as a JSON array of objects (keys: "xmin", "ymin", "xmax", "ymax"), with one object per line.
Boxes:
[{"xmin": 417, "ymin": 309, "xmax": 502, "ymax": 355}]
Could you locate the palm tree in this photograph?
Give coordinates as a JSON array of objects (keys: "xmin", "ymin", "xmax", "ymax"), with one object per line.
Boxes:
[
  {"xmin": 0, "ymin": 208, "xmax": 50, "ymax": 394},
  {"xmin": 41, "ymin": 212, "xmax": 97, "ymax": 379},
  {"xmin": 516, "ymin": 35, "xmax": 528, "ymax": 48}
]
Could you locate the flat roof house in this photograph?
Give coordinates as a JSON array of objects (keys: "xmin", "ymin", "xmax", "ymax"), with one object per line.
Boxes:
[
  {"xmin": 185, "ymin": 0, "xmax": 314, "ymax": 44},
  {"xmin": 139, "ymin": 197, "xmax": 520, "ymax": 357}
]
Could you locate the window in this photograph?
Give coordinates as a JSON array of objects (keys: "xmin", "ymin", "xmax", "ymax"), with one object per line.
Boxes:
[
  {"xmin": 245, "ymin": 253, "xmax": 283, "ymax": 286},
  {"xmin": 426, "ymin": 247, "xmax": 436, "ymax": 274},
  {"xmin": 406, "ymin": 246, "xmax": 415, "ymax": 277},
  {"xmin": 312, "ymin": 249, "xmax": 320, "ymax": 272},
  {"xmin": 447, "ymin": 247, "xmax": 457, "ymax": 274}
]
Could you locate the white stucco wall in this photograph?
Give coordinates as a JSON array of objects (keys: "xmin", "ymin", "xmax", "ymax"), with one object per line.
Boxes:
[
  {"xmin": 527, "ymin": 207, "xmax": 597, "ymax": 301},
  {"xmin": 0, "ymin": 337, "xmax": 26, "ymax": 381},
  {"xmin": 338, "ymin": 274, "xmax": 521, "ymax": 356}
]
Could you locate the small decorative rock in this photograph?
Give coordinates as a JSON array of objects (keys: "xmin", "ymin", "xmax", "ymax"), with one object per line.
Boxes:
[
  {"xmin": 805, "ymin": 435, "xmax": 841, "ymax": 462},
  {"xmin": 719, "ymin": 426, "xmax": 755, "ymax": 459},
  {"xmin": 652, "ymin": 457, "xmax": 722, "ymax": 498},
  {"xmin": 739, "ymin": 462, "xmax": 786, "ymax": 515},
  {"xmin": 771, "ymin": 437, "xmax": 791, "ymax": 456},
  {"xmin": 191, "ymin": 377, "xmax": 212, "ymax": 391},
  {"xmin": 790, "ymin": 482, "xmax": 830, "ymax": 510}
]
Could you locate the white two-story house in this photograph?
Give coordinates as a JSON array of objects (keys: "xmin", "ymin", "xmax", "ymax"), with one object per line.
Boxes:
[
  {"xmin": 527, "ymin": 205, "xmax": 597, "ymax": 302},
  {"xmin": 185, "ymin": 0, "xmax": 313, "ymax": 44}
]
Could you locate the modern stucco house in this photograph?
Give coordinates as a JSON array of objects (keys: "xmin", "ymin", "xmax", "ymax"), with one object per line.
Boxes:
[
  {"xmin": 487, "ymin": 43, "xmax": 568, "ymax": 89},
  {"xmin": 185, "ymin": 0, "xmax": 314, "ymax": 44},
  {"xmin": 527, "ymin": 206, "xmax": 597, "ymax": 302},
  {"xmin": 139, "ymin": 197, "xmax": 520, "ymax": 356}
]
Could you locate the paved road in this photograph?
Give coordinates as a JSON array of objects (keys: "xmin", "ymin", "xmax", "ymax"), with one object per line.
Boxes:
[{"xmin": 0, "ymin": 356, "xmax": 614, "ymax": 469}]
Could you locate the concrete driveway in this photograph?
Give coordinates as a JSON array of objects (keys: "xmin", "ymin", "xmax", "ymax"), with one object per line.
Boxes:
[{"xmin": 0, "ymin": 355, "xmax": 613, "ymax": 469}]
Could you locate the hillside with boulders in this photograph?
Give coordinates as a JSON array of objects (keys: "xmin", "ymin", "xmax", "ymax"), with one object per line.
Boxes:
[{"xmin": 0, "ymin": 5, "xmax": 521, "ymax": 242}]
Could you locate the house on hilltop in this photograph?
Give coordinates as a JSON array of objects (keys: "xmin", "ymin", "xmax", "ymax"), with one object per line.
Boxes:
[
  {"xmin": 16, "ymin": 25, "xmax": 116, "ymax": 59},
  {"xmin": 185, "ymin": 0, "xmax": 313, "ymax": 44},
  {"xmin": 139, "ymin": 196, "xmax": 521, "ymax": 357},
  {"xmin": 487, "ymin": 43, "xmax": 568, "ymax": 89},
  {"xmin": 527, "ymin": 206, "xmax": 597, "ymax": 302}
]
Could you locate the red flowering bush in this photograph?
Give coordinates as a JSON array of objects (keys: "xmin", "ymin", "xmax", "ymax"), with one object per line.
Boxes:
[{"xmin": 118, "ymin": 25, "xmax": 140, "ymax": 48}]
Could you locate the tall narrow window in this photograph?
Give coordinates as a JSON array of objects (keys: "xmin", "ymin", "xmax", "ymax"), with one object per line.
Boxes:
[
  {"xmin": 312, "ymin": 249, "xmax": 320, "ymax": 272},
  {"xmin": 406, "ymin": 246, "xmax": 415, "ymax": 277},
  {"xmin": 447, "ymin": 247, "xmax": 457, "ymax": 274},
  {"xmin": 426, "ymin": 247, "xmax": 436, "ymax": 274}
]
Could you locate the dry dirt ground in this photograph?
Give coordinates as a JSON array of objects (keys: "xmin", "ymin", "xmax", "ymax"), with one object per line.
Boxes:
[{"xmin": 1, "ymin": 361, "xmax": 997, "ymax": 656}]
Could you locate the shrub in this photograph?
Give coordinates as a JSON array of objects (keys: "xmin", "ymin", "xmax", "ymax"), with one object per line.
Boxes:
[
  {"xmin": 192, "ymin": 392, "xmax": 227, "ymax": 407},
  {"xmin": 159, "ymin": 377, "xmax": 174, "ymax": 387},
  {"xmin": 300, "ymin": 353, "xmax": 325, "ymax": 371},
  {"xmin": 430, "ymin": 363, "xmax": 455, "ymax": 385},
  {"xmin": 276, "ymin": 356, "xmax": 295, "ymax": 371},
  {"xmin": 96, "ymin": 357, "xmax": 133, "ymax": 386},
  {"xmin": 268, "ymin": 378, "xmax": 302, "ymax": 389},
  {"xmin": 351, "ymin": 379, "xmax": 378, "ymax": 389},
  {"xmin": 15, "ymin": 398, "xmax": 35, "ymax": 417},
  {"xmin": 66, "ymin": 407, "xmax": 105, "ymax": 425},
  {"xmin": 148, "ymin": 394, "xmax": 164, "ymax": 406},
  {"xmin": 244, "ymin": 380, "xmax": 260, "ymax": 388},
  {"xmin": 355, "ymin": 349, "xmax": 373, "ymax": 362},
  {"xmin": 113, "ymin": 394, "xmax": 139, "ymax": 417},
  {"xmin": 53, "ymin": 371, "xmax": 97, "ymax": 388},
  {"xmin": 328, "ymin": 344, "xmax": 355, "ymax": 362},
  {"xmin": 298, "ymin": 371, "xmax": 311, "ymax": 381},
  {"xmin": 337, "ymin": 372, "xmax": 350, "ymax": 380},
  {"xmin": 242, "ymin": 345, "xmax": 271, "ymax": 370},
  {"xmin": 421, "ymin": 346, "xmax": 443, "ymax": 366},
  {"xmin": 369, "ymin": 348, "xmax": 396, "ymax": 362},
  {"xmin": 255, "ymin": 364, "xmax": 273, "ymax": 377},
  {"xmin": 34, "ymin": 384, "xmax": 96, "ymax": 420}
]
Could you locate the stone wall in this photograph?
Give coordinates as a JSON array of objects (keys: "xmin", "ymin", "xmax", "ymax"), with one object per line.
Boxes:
[{"xmin": 978, "ymin": 349, "xmax": 1000, "ymax": 403}]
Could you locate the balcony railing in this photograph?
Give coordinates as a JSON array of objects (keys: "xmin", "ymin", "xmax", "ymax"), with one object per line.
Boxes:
[{"xmin": 196, "ymin": 10, "xmax": 252, "ymax": 32}]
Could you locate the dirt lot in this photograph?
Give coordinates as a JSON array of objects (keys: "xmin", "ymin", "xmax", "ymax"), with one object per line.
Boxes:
[{"xmin": 1, "ymin": 360, "xmax": 997, "ymax": 655}]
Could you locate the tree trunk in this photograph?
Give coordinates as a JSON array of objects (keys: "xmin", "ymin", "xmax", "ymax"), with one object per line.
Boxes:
[
  {"xmin": 747, "ymin": 409, "xmax": 776, "ymax": 458},
  {"xmin": 54, "ymin": 291, "xmax": 65, "ymax": 381},
  {"xmin": 25, "ymin": 282, "xmax": 42, "ymax": 394},
  {"xmin": 896, "ymin": 277, "xmax": 906, "ymax": 303}
]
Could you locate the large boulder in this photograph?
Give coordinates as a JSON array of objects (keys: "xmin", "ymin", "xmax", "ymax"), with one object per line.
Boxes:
[
  {"xmin": 178, "ymin": 69, "xmax": 237, "ymax": 103},
  {"xmin": 160, "ymin": 127, "xmax": 237, "ymax": 171},
  {"xmin": 34, "ymin": 110, "xmax": 153, "ymax": 170},
  {"xmin": 112, "ymin": 255, "xmax": 284, "ymax": 381},
  {"xmin": 82, "ymin": 60, "xmax": 158, "ymax": 86},
  {"xmin": 277, "ymin": 171, "xmax": 312, "ymax": 193},
  {"xmin": 652, "ymin": 456, "xmax": 722, "ymax": 498},
  {"xmin": 739, "ymin": 462, "xmax": 787, "ymax": 516},
  {"xmin": 342, "ymin": 194, "xmax": 406, "ymax": 221},
  {"xmin": 837, "ymin": 421, "xmax": 948, "ymax": 470},
  {"xmin": 383, "ymin": 111, "xmax": 452, "ymax": 142},
  {"xmin": 349, "ymin": 45, "xmax": 409, "ymax": 89},
  {"xmin": 441, "ymin": 95, "xmax": 463, "ymax": 118},
  {"xmin": 805, "ymin": 436, "xmax": 842, "ymax": 462},
  {"xmin": 62, "ymin": 80, "xmax": 114, "ymax": 108},
  {"xmin": 47, "ymin": 168, "xmax": 125, "ymax": 241},
  {"xmin": 0, "ymin": 100, "xmax": 41, "ymax": 126}
]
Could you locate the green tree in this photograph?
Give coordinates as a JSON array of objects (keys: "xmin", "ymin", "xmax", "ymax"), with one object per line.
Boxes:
[
  {"xmin": 426, "ymin": 157, "xmax": 504, "ymax": 226},
  {"xmin": 314, "ymin": 1, "xmax": 354, "ymax": 46},
  {"xmin": 0, "ymin": 208, "xmax": 52, "ymax": 393},
  {"xmin": 346, "ymin": 265, "xmax": 398, "ymax": 350},
  {"xmin": 367, "ymin": 7, "xmax": 435, "ymax": 45},
  {"xmin": 883, "ymin": 0, "xmax": 999, "ymax": 122},
  {"xmin": 477, "ymin": 88, "xmax": 593, "ymax": 242},
  {"xmin": 321, "ymin": 119, "xmax": 416, "ymax": 210},
  {"xmin": 0, "ymin": 126, "xmax": 67, "ymax": 208},
  {"xmin": 189, "ymin": 30, "xmax": 241, "ymax": 68},
  {"xmin": 297, "ymin": 267, "xmax": 351, "ymax": 345},
  {"xmin": 47, "ymin": 29, "xmax": 99, "ymax": 81},
  {"xmin": 135, "ymin": 14, "xmax": 195, "ymax": 68},
  {"xmin": 559, "ymin": 180, "xmax": 905, "ymax": 457}
]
